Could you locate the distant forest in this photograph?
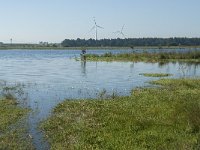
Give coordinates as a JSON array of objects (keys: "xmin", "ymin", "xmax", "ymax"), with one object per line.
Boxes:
[{"xmin": 61, "ymin": 38, "xmax": 200, "ymax": 47}]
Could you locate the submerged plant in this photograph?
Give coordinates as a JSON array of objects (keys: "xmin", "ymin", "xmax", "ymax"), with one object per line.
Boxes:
[{"xmin": 98, "ymin": 89, "xmax": 119, "ymax": 99}]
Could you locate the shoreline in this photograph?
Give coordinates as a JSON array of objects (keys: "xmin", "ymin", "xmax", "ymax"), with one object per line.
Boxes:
[{"xmin": 0, "ymin": 46, "xmax": 200, "ymax": 50}]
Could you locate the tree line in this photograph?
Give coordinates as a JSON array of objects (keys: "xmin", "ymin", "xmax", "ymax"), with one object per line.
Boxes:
[{"xmin": 61, "ymin": 38, "xmax": 200, "ymax": 47}]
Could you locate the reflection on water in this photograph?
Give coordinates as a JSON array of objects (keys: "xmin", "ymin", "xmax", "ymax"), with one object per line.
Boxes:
[
  {"xmin": 0, "ymin": 49, "xmax": 200, "ymax": 149},
  {"xmin": 158, "ymin": 61, "xmax": 200, "ymax": 77},
  {"xmin": 81, "ymin": 55, "xmax": 87, "ymax": 76}
]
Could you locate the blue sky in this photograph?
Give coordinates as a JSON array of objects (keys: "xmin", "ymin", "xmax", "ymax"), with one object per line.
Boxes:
[{"xmin": 0, "ymin": 0, "xmax": 200, "ymax": 43}]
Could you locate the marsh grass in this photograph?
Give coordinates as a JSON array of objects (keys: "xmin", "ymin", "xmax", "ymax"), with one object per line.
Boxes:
[
  {"xmin": 0, "ymin": 82, "xmax": 34, "ymax": 149},
  {"xmin": 0, "ymin": 98, "xmax": 34, "ymax": 149},
  {"xmin": 41, "ymin": 78, "xmax": 200, "ymax": 149},
  {"xmin": 85, "ymin": 51, "xmax": 200, "ymax": 62},
  {"xmin": 140, "ymin": 73, "xmax": 172, "ymax": 77}
]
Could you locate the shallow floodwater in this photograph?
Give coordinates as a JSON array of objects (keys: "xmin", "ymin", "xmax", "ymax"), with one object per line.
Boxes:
[{"xmin": 0, "ymin": 49, "xmax": 200, "ymax": 149}]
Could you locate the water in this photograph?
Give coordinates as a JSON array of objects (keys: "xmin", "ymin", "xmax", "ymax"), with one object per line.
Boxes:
[{"xmin": 0, "ymin": 49, "xmax": 200, "ymax": 149}]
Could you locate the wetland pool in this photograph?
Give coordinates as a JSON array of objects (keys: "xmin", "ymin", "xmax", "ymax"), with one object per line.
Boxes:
[{"xmin": 0, "ymin": 49, "xmax": 200, "ymax": 149}]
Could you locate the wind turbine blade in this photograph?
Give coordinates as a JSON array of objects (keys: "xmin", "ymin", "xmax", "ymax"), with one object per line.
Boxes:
[
  {"xmin": 121, "ymin": 24, "xmax": 125, "ymax": 32},
  {"xmin": 88, "ymin": 26, "xmax": 95, "ymax": 33},
  {"xmin": 113, "ymin": 31, "xmax": 121, "ymax": 34},
  {"xmin": 97, "ymin": 25, "xmax": 104, "ymax": 29}
]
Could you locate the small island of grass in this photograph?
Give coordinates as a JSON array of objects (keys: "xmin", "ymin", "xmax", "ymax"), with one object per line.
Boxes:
[
  {"xmin": 85, "ymin": 51, "xmax": 200, "ymax": 63},
  {"xmin": 140, "ymin": 73, "xmax": 172, "ymax": 77}
]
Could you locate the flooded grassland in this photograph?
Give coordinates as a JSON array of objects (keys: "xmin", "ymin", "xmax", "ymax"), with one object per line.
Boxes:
[{"xmin": 0, "ymin": 49, "xmax": 200, "ymax": 149}]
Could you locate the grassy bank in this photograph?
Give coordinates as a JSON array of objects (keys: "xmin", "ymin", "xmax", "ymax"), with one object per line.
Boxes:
[
  {"xmin": 0, "ymin": 97, "xmax": 33, "ymax": 149},
  {"xmin": 41, "ymin": 78, "xmax": 200, "ymax": 149},
  {"xmin": 85, "ymin": 51, "xmax": 200, "ymax": 62}
]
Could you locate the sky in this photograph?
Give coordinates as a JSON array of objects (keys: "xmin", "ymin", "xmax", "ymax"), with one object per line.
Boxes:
[{"xmin": 0, "ymin": 0, "xmax": 200, "ymax": 43}]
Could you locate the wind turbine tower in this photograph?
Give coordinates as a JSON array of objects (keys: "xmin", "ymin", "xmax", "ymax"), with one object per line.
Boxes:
[{"xmin": 90, "ymin": 17, "xmax": 104, "ymax": 40}]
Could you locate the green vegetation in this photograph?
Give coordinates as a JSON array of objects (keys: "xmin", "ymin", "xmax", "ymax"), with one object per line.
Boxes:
[
  {"xmin": 85, "ymin": 51, "xmax": 200, "ymax": 62},
  {"xmin": 140, "ymin": 73, "xmax": 172, "ymax": 77},
  {"xmin": 0, "ymin": 44, "xmax": 130, "ymax": 50},
  {"xmin": 0, "ymin": 43, "xmax": 63, "ymax": 50},
  {"xmin": 2, "ymin": 37, "xmax": 200, "ymax": 50},
  {"xmin": 0, "ymin": 90, "xmax": 33, "ymax": 149},
  {"xmin": 151, "ymin": 78, "xmax": 200, "ymax": 88},
  {"xmin": 61, "ymin": 37, "xmax": 200, "ymax": 47},
  {"xmin": 41, "ymin": 78, "xmax": 200, "ymax": 149},
  {"xmin": 0, "ymin": 45, "xmax": 192, "ymax": 50}
]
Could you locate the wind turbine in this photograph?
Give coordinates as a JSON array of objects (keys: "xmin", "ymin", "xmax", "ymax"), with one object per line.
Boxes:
[
  {"xmin": 89, "ymin": 17, "xmax": 104, "ymax": 40},
  {"xmin": 114, "ymin": 24, "xmax": 126, "ymax": 39}
]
